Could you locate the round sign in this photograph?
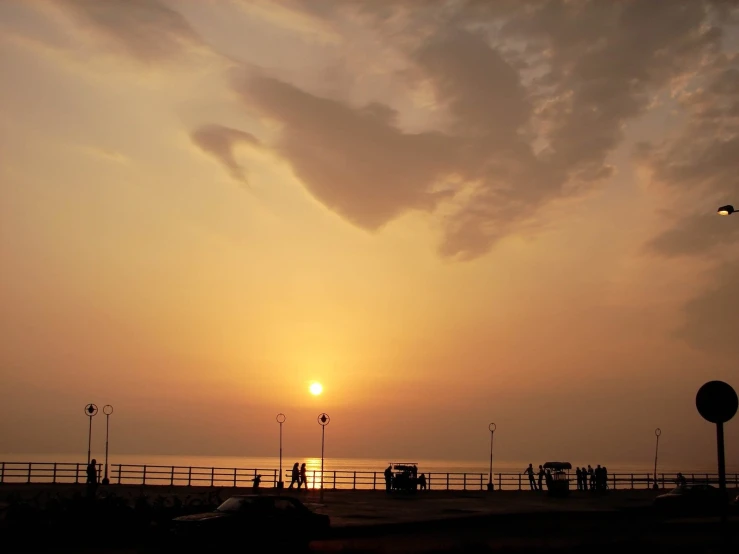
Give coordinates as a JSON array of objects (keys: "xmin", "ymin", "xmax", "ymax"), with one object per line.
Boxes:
[
  {"xmin": 84, "ymin": 403, "xmax": 98, "ymax": 416},
  {"xmin": 317, "ymin": 413, "xmax": 330, "ymax": 426},
  {"xmin": 103, "ymin": 405, "xmax": 113, "ymax": 415},
  {"xmin": 696, "ymin": 381, "xmax": 738, "ymax": 424},
  {"xmin": 489, "ymin": 423, "xmax": 496, "ymax": 432},
  {"xmin": 276, "ymin": 413, "xmax": 286, "ymax": 424}
]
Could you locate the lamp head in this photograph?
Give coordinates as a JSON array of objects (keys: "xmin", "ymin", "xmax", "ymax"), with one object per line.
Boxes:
[{"xmin": 717, "ymin": 205, "xmax": 735, "ymax": 216}]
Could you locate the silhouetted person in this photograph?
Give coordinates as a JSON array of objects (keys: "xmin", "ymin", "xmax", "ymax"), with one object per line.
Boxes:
[
  {"xmin": 384, "ymin": 465, "xmax": 393, "ymax": 492},
  {"xmin": 419, "ymin": 473, "xmax": 426, "ymax": 490},
  {"xmin": 587, "ymin": 465, "xmax": 595, "ymax": 490},
  {"xmin": 575, "ymin": 467, "xmax": 583, "ymax": 490},
  {"xmin": 252, "ymin": 474, "xmax": 261, "ymax": 490},
  {"xmin": 300, "ymin": 463, "xmax": 307, "ymax": 489},
  {"xmin": 676, "ymin": 472, "xmax": 687, "ymax": 487},
  {"xmin": 524, "ymin": 464, "xmax": 537, "ymax": 490},
  {"xmin": 537, "ymin": 465, "xmax": 545, "ymax": 491},
  {"xmin": 289, "ymin": 463, "xmax": 300, "ymax": 489},
  {"xmin": 86, "ymin": 459, "xmax": 98, "ymax": 498},
  {"xmin": 602, "ymin": 467, "xmax": 608, "ymax": 490}
]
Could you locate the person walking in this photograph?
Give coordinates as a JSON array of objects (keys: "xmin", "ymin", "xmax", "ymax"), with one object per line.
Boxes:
[
  {"xmin": 288, "ymin": 463, "xmax": 300, "ymax": 489},
  {"xmin": 299, "ymin": 463, "xmax": 307, "ymax": 489}
]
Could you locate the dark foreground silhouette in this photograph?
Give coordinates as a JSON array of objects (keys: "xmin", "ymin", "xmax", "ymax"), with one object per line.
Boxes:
[{"xmin": 2, "ymin": 486, "xmax": 738, "ymax": 553}]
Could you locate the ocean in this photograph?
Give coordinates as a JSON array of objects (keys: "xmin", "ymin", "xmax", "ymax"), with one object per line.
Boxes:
[{"xmin": 1, "ymin": 453, "xmax": 731, "ymax": 476}]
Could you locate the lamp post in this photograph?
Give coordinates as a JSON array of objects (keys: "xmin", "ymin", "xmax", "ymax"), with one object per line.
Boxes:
[
  {"xmin": 84, "ymin": 404, "xmax": 98, "ymax": 465},
  {"xmin": 102, "ymin": 405, "xmax": 113, "ymax": 485},
  {"xmin": 276, "ymin": 413, "xmax": 286, "ymax": 489},
  {"xmin": 318, "ymin": 413, "xmax": 330, "ymax": 502},
  {"xmin": 487, "ymin": 423, "xmax": 496, "ymax": 491},
  {"xmin": 653, "ymin": 428, "xmax": 661, "ymax": 490},
  {"xmin": 717, "ymin": 205, "xmax": 735, "ymax": 216}
]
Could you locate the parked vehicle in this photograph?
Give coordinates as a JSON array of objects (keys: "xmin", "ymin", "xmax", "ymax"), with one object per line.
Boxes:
[
  {"xmin": 653, "ymin": 484, "xmax": 727, "ymax": 516},
  {"xmin": 170, "ymin": 495, "xmax": 330, "ymax": 550}
]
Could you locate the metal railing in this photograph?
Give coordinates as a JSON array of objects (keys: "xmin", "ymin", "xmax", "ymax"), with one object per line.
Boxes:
[{"xmin": 1, "ymin": 462, "xmax": 737, "ymax": 491}]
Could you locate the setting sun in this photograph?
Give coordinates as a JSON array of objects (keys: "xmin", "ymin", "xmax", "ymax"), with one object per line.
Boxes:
[{"xmin": 309, "ymin": 382, "xmax": 323, "ymax": 396}]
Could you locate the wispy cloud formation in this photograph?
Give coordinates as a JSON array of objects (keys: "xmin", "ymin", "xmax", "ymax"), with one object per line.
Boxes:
[
  {"xmin": 54, "ymin": 0, "xmax": 207, "ymax": 62},
  {"xmin": 191, "ymin": 124, "xmax": 262, "ymax": 185}
]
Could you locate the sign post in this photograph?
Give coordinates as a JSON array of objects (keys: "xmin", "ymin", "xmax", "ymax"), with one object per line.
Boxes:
[
  {"xmin": 695, "ymin": 380, "xmax": 737, "ymax": 526},
  {"xmin": 84, "ymin": 404, "xmax": 98, "ymax": 465},
  {"xmin": 318, "ymin": 413, "xmax": 330, "ymax": 502}
]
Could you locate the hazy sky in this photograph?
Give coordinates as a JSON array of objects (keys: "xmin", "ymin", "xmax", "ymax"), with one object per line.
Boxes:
[{"xmin": 1, "ymin": 0, "xmax": 738, "ymax": 468}]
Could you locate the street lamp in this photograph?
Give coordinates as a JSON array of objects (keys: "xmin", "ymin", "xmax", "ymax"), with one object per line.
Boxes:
[
  {"xmin": 84, "ymin": 404, "xmax": 98, "ymax": 465},
  {"xmin": 318, "ymin": 413, "xmax": 330, "ymax": 502},
  {"xmin": 276, "ymin": 413, "xmax": 286, "ymax": 489},
  {"xmin": 487, "ymin": 423, "xmax": 496, "ymax": 491},
  {"xmin": 717, "ymin": 205, "xmax": 735, "ymax": 216},
  {"xmin": 653, "ymin": 428, "xmax": 661, "ymax": 490},
  {"xmin": 102, "ymin": 405, "xmax": 113, "ymax": 485}
]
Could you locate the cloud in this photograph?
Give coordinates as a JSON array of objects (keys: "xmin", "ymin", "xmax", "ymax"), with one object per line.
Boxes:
[
  {"xmin": 231, "ymin": 73, "xmax": 459, "ymax": 230},
  {"xmin": 190, "ymin": 124, "xmax": 262, "ymax": 185},
  {"xmin": 676, "ymin": 262, "xmax": 739, "ymax": 357},
  {"xmin": 53, "ymin": 0, "xmax": 206, "ymax": 63},
  {"xmin": 225, "ymin": 1, "xmax": 729, "ymax": 259},
  {"xmin": 641, "ymin": 54, "xmax": 739, "ymax": 257}
]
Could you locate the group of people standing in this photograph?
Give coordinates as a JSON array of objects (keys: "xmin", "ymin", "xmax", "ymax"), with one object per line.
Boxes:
[
  {"xmin": 575, "ymin": 465, "xmax": 608, "ymax": 491},
  {"xmin": 288, "ymin": 462, "xmax": 309, "ymax": 489},
  {"xmin": 523, "ymin": 464, "xmax": 554, "ymax": 491},
  {"xmin": 522, "ymin": 463, "xmax": 609, "ymax": 491}
]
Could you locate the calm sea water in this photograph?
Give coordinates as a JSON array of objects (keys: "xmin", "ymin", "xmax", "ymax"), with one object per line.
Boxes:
[{"xmin": 2, "ymin": 453, "xmax": 732, "ymax": 475}]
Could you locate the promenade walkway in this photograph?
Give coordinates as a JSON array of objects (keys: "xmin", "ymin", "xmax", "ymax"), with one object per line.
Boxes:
[{"xmin": 0, "ymin": 483, "xmax": 661, "ymax": 529}]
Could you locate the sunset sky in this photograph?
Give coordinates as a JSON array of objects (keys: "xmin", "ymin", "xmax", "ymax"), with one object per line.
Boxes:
[{"xmin": 1, "ymin": 0, "xmax": 738, "ymax": 468}]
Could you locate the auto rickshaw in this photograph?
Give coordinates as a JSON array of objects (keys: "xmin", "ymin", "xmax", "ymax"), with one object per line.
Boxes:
[
  {"xmin": 543, "ymin": 462, "xmax": 571, "ymax": 497},
  {"xmin": 389, "ymin": 462, "xmax": 419, "ymax": 492}
]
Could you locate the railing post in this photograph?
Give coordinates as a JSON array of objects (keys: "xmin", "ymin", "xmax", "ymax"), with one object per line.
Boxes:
[
  {"xmin": 480, "ymin": 474, "xmax": 483, "ymax": 490},
  {"xmin": 333, "ymin": 471, "xmax": 337, "ymax": 490},
  {"xmin": 313, "ymin": 470, "xmax": 316, "ymax": 489},
  {"xmin": 373, "ymin": 472, "xmax": 376, "ymax": 490},
  {"xmin": 75, "ymin": 464, "xmax": 80, "ymax": 484},
  {"xmin": 211, "ymin": 467, "xmax": 215, "ymax": 487},
  {"xmin": 446, "ymin": 473, "xmax": 449, "ymax": 490},
  {"xmin": 630, "ymin": 474, "xmax": 634, "ymax": 489},
  {"xmin": 142, "ymin": 465, "xmax": 147, "ymax": 485},
  {"xmin": 0, "ymin": 461, "xmax": 4, "ymax": 484},
  {"xmin": 661, "ymin": 474, "xmax": 665, "ymax": 488},
  {"xmin": 518, "ymin": 474, "xmax": 521, "ymax": 490},
  {"xmin": 52, "ymin": 463, "xmax": 57, "ymax": 484},
  {"xmin": 188, "ymin": 467, "xmax": 192, "ymax": 486},
  {"xmin": 353, "ymin": 472, "xmax": 356, "ymax": 490},
  {"xmin": 273, "ymin": 469, "xmax": 277, "ymax": 487},
  {"xmin": 463, "ymin": 474, "xmax": 467, "ymax": 490},
  {"xmin": 233, "ymin": 468, "xmax": 237, "ymax": 488},
  {"xmin": 27, "ymin": 462, "xmax": 32, "ymax": 484},
  {"xmin": 116, "ymin": 464, "xmax": 121, "ymax": 485},
  {"xmin": 612, "ymin": 473, "xmax": 616, "ymax": 490},
  {"xmin": 498, "ymin": 474, "xmax": 501, "ymax": 490},
  {"xmin": 171, "ymin": 466, "xmax": 175, "ymax": 486}
]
